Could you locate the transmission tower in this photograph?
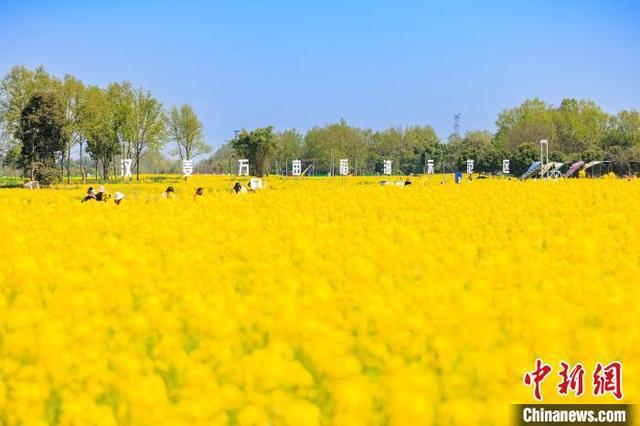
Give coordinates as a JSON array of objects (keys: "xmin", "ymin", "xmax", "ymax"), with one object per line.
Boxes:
[{"xmin": 453, "ymin": 113, "xmax": 461, "ymax": 137}]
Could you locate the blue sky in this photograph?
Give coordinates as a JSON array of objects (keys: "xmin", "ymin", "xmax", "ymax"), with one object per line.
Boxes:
[{"xmin": 1, "ymin": 0, "xmax": 639, "ymax": 149}]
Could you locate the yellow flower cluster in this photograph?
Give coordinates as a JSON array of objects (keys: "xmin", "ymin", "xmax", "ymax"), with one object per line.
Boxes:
[{"xmin": 1, "ymin": 176, "xmax": 638, "ymax": 425}]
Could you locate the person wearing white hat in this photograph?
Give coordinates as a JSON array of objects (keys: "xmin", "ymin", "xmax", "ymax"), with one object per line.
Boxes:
[
  {"xmin": 96, "ymin": 185, "xmax": 107, "ymax": 201},
  {"xmin": 114, "ymin": 192, "xmax": 125, "ymax": 205}
]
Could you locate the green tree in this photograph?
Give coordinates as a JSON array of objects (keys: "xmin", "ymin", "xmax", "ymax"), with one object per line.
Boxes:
[
  {"xmin": 273, "ymin": 129, "xmax": 302, "ymax": 174},
  {"xmin": 127, "ymin": 88, "xmax": 167, "ymax": 180},
  {"xmin": 60, "ymin": 75, "xmax": 85, "ymax": 183},
  {"xmin": 0, "ymin": 66, "xmax": 60, "ymax": 168},
  {"xmin": 401, "ymin": 126, "xmax": 440, "ymax": 173},
  {"xmin": 554, "ymin": 98, "xmax": 608, "ymax": 154},
  {"xmin": 494, "ymin": 98, "xmax": 556, "ymax": 152},
  {"xmin": 302, "ymin": 120, "xmax": 368, "ymax": 174},
  {"xmin": 231, "ymin": 126, "xmax": 277, "ymax": 177},
  {"xmin": 15, "ymin": 91, "xmax": 67, "ymax": 183},
  {"xmin": 167, "ymin": 104, "xmax": 210, "ymax": 161},
  {"xmin": 449, "ymin": 130, "xmax": 502, "ymax": 172},
  {"xmin": 79, "ymin": 86, "xmax": 122, "ymax": 180},
  {"xmin": 510, "ymin": 142, "xmax": 539, "ymax": 176},
  {"xmin": 370, "ymin": 127, "xmax": 403, "ymax": 173},
  {"xmin": 201, "ymin": 142, "xmax": 239, "ymax": 174},
  {"xmin": 603, "ymin": 110, "xmax": 640, "ymax": 149}
]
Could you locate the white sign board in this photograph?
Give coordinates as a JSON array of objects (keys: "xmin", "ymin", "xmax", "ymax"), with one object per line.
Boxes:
[
  {"xmin": 339, "ymin": 159, "xmax": 349, "ymax": 176},
  {"xmin": 292, "ymin": 160, "xmax": 302, "ymax": 176},
  {"xmin": 466, "ymin": 159, "xmax": 474, "ymax": 174},
  {"xmin": 182, "ymin": 159, "xmax": 193, "ymax": 177},
  {"xmin": 238, "ymin": 159, "xmax": 249, "ymax": 176},
  {"xmin": 427, "ymin": 159, "xmax": 435, "ymax": 174},
  {"xmin": 121, "ymin": 159, "xmax": 133, "ymax": 178},
  {"xmin": 383, "ymin": 160, "xmax": 392, "ymax": 176},
  {"xmin": 502, "ymin": 159, "xmax": 510, "ymax": 174}
]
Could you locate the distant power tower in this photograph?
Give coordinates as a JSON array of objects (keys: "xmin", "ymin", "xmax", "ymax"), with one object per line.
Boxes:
[{"xmin": 453, "ymin": 113, "xmax": 461, "ymax": 137}]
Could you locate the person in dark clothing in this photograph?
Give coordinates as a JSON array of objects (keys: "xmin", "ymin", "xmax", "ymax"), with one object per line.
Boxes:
[
  {"xmin": 162, "ymin": 186, "xmax": 175, "ymax": 198},
  {"xmin": 233, "ymin": 182, "xmax": 245, "ymax": 194},
  {"xmin": 82, "ymin": 187, "xmax": 96, "ymax": 202},
  {"xmin": 95, "ymin": 186, "xmax": 107, "ymax": 201},
  {"xmin": 193, "ymin": 187, "xmax": 204, "ymax": 200}
]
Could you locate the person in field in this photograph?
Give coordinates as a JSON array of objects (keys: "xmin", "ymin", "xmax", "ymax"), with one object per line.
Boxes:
[
  {"xmin": 82, "ymin": 187, "xmax": 97, "ymax": 202},
  {"xmin": 114, "ymin": 192, "xmax": 125, "ymax": 205},
  {"xmin": 404, "ymin": 178, "xmax": 412, "ymax": 186},
  {"xmin": 162, "ymin": 186, "xmax": 175, "ymax": 198},
  {"xmin": 233, "ymin": 182, "xmax": 246, "ymax": 194},
  {"xmin": 95, "ymin": 185, "xmax": 107, "ymax": 201},
  {"xmin": 193, "ymin": 187, "xmax": 204, "ymax": 200}
]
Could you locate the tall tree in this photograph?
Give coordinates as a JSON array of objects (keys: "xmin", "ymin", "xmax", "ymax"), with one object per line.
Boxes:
[
  {"xmin": 273, "ymin": 129, "xmax": 302, "ymax": 174},
  {"xmin": 231, "ymin": 126, "xmax": 277, "ymax": 177},
  {"xmin": 494, "ymin": 98, "xmax": 556, "ymax": 152},
  {"xmin": 448, "ymin": 130, "xmax": 503, "ymax": 172},
  {"xmin": 15, "ymin": 91, "xmax": 67, "ymax": 183},
  {"xmin": 127, "ymin": 88, "xmax": 166, "ymax": 180},
  {"xmin": 167, "ymin": 104, "xmax": 210, "ymax": 161},
  {"xmin": 79, "ymin": 86, "xmax": 121, "ymax": 180},
  {"xmin": 0, "ymin": 66, "xmax": 59, "ymax": 168},
  {"xmin": 554, "ymin": 98, "xmax": 608, "ymax": 154},
  {"xmin": 202, "ymin": 142, "xmax": 239, "ymax": 174},
  {"xmin": 60, "ymin": 75, "xmax": 85, "ymax": 183},
  {"xmin": 401, "ymin": 126, "xmax": 440, "ymax": 173},
  {"xmin": 302, "ymin": 119, "xmax": 367, "ymax": 174}
]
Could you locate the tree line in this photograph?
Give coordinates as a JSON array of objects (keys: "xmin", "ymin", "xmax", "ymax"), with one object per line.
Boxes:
[
  {"xmin": 0, "ymin": 65, "xmax": 209, "ymax": 183},
  {"xmin": 2, "ymin": 65, "xmax": 639, "ymax": 181},
  {"xmin": 204, "ymin": 98, "xmax": 640, "ymax": 177}
]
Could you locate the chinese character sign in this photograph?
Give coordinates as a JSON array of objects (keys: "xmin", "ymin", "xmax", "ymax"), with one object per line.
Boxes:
[
  {"xmin": 427, "ymin": 159, "xmax": 434, "ymax": 175},
  {"xmin": 120, "ymin": 159, "xmax": 133, "ymax": 178},
  {"xmin": 182, "ymin": 159, "xmax": 193, "ymax": 177},
  {"xmin": 383, "ymin": 160, "xmax": 392, "ymax": 176},
  {"xmin": 339, "ymin": 159, "xmax": 349, "ymax": 176},
  {"xmin": 503, "ymin": 159, "xmax": 510, "ymax": 174},
  {"xmin": 238, "ymin": 159, "xmax": 249, "ymax": 176},
  {"xmin": 593, "ymin": 361, "xmax": 623, "ymax": 399},
  {"xmin": 292, "ymin": 160, "xmax": 302, "ymax": 176},
  {"xmin": 524, "ymin": 360, "xmax": 623, "ymax": 401},
  {"xmin": 466, "ymin": 159, "xmax": 474, "ymax": 174}
]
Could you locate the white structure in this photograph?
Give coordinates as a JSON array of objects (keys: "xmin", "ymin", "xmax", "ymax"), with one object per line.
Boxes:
[
  {"xmin": 339, "ymin": 159, "xmax": 349, "ymax": 176},
  {"xmin": 238, "ymin": 159, "xmax": 250, "ymax": 176},
  {"xmin": 502, "ymin": 159, "xmax": 510, "ymax": 175},
  {"xmin": 427, "ymin": 159, "xmax": 435, "ymax": 174},
  {"xmin": 292, "ymin": 159, "xmax": 302, "ymax": 176},
  {"xmin": 383, "ymin": 159, "xmax": 392, "ymax": 175},
  {"xmin": 466, "ymin": 159, "xmax": 474, "ymax": 174},
  {"xmin": 540, "ymin": 139, "xmax": 549, "ymax": 179},
  {"xmin": 182, "ymin": 159, "xmax": 193, "ymax": 177},
  {"xmin": 120, "ymin": 158, "xmax": 133, "ymax": 178}
]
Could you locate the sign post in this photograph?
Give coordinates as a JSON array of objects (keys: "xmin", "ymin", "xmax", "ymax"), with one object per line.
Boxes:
[
  {"xmin": 292, "ymin": 160, "xmax": 302, "ymax": 176},
  {"xmin": 383, "ymin": 160, "xmax": 392, "ymax": 176},
  {"xmin": 238, "ymin": 159, "xmax": 249, "ymax": 176},
  {"xmin": 120, "ymin": 159, "xmax": 133, "ymax": 178},
  {"xmin": 466, "ymin": 159, "xmax": 474, "ymax": 174},
  {"xmin": 427, "ymin": 159, "xmax": 435, "ymax": 175},
  {"xmin": 339, "ymin": 159, "xmax": 349, "ymax": 176}
]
